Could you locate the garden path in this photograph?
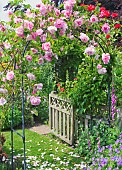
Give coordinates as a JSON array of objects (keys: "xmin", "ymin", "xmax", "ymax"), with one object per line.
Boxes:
[{"xmin": 29, "ymin": 123, "xmax": 51, "ymax": 135}]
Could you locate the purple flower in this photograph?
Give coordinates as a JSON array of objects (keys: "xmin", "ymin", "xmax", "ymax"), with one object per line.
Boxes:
[
  {"xmin": 115, "ymin": 148, "xmax": 120, "ymax": 154},
  {"xmin": 120, "ymin": 145, "xmax": 122, "ymax": 150}
]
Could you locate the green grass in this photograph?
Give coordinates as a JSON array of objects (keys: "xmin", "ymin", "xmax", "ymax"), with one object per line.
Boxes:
[{"xmin": 1, "ymin": 129, "xmax": 86, "ymax": 169}]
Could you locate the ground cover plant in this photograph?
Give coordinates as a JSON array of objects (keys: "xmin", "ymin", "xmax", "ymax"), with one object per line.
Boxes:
[{"xmin": 2, "ymin": 129, "xmax": 86, "ymax": 170}]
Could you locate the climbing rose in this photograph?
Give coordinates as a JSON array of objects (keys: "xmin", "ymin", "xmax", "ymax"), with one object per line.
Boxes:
[
  {"xmin": 87, "ymin": 5, "xmax": 95, "ymax": 11},
  {"xmin": 114, "ymin": 24, "xmax": 121, "ymax": 29},
  {"xmin": 26, "ymin": 55, "xmax": 32, "ymax": 61},
  {"xmin": 36, "ymin": 28, "xmax": 43, "ymax": 36},
  {"xmin": 97, "ymin": 64, "xmax": 102, "ymax": 69},
  {"xmin": 16, "ymin": 26, "xmax": 24, "ymax": 37},
  {"xmin": 102, "ymin": 53, "xmax": 110, "ymax": 64},
  {"xmin": 106, "ymin": 34, "xmax": 110, "ymax": 39},
  {"xmin": 84, "ymin": 46, "xmax": 95, "ymax": 56},
  {"xmin": 102, "ymin": 23, "xmax": 110, "ymax": 34},
  {"xmin": 80, "ymin": 33, "xmax": 89, "ymax": 43},
  {"xmin": 111, "ymin": 13, "xmax": 118, "ymax": 18},
  {"xmin": 0, "ymin": 97, "xmax": 7, "ymax": 106},
  {"xmin": 90, "ymin": 15, "xmax": 98, "ymax": 23},
  {"xmin": 42, "ymin": 42, "xmax": 51, "ymax": 51},
  {"xmin": 47, "ymin": 26, "xmax": 57, "ymax": 34},
  {"xmin": 30, "ymin": 96, "xmax": 41, "ymax": 105},
  {"xmin": 98, "ymin": 68, "xmax": 107, "ymax": 74},
  {"xmin": 27, "ymin": 73, "xmax": 36, "ymax": 80},
  {"xmin": 6, "ymin": 71, "xmax": 14, "ymax": 81}
]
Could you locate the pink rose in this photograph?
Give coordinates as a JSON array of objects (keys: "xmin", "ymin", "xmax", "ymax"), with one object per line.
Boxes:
[
  {"xmin": 62, "ymin": 10, "xmax": 71, "ymax": 18},
  {"xmin": 54, "ymin": 8, "xmax": 60, "ymax": 16},
  {"xmin": 98, "ymin": 68, "xmax": 107, "ymax": 74},
  {"xmin": 74, "ymin": 18, "xmax": 83, "ymax": 28},
  {"xmin": 97, "ymin": 64, "xmax": 102, "ymax": 69},
  {"xmin": 31, "ymin": 48, "xmax": 38, "ymax": 54},
  {"xmin": 47, "ymin": 26, "xmax": 57, "ymax": 34},
  {"xmin": 26, "ymin": 55, "xmax": 32, "ymax": 61},
  {"xmin": 30, "ymin": 96, "xmax": 41, "ymax": 106},
  {"xmin": 36, "ymin": 29, "xmax": 43, "ymax": 36},
  {"xmin": 6, "ymin": 71, "xmax": 14, "ymax": 81},
  {"xmin": 3, "ymin": 42, "xmax": 11, "ymax": 49},
  {"xmin": 102, "ymin": 53, "xmax": 110, "ymax": 64},
  {"xmin": 40, "ymin": 4, "xmax": 47, "ymax": 16},
  {"xmin": 24, "ymin": 20, "xmax": 34, "ymax": 31},
  {"xmin": 80, "ymin": 33, "xmax": 89, "ymax": 43},
  {"xmin": 84, "ymin": 46, "xmax": 96, "ymax": 56},
  {"xmin": 102, "ymin": 23, "xmax": 110, "ymax": 34},
  {"xmin": 0, "ymin": 97, "xmax": 7, "ymax": 106},
  {"xmin": 40, "ymin": 34, "xmax": 46, "ymax": 43},
  {"xmin": 0, "ymin": 88, "xmax": 8, "ymax": 94},
  {"xmin": 90, "ymin": 15, "xmax": 98, "ymax": 23},
  {"xmin": 44, "ymin": 51, "xmax": 52, "ymax": 61},
  {"xmin": 54, "ymin": 19, "xmax": 67, "ymax": 30},
  {"xmin": 2, "ymin": 77, "xmax": 7, "ymax": 82},
  {"xmin": 42, "ymin": 42, "xmax": 51, "ymax": 51},
  {"xmin": 16, "ymin": 26, "xmax": 24, "ymax": 37},
  {"xmin": 48, "ymin": 17, "xmax": 54, "ymax": 22},
  {"xmin": 38, "ymin": 57, "xmax": 44, "ymax": 65},
  {"xmin": 35, "ymin": 83, "xmax": 43, "ymax": 90},
  {"xmin": 14, "ymin": 17, "xmax": 22, "ymax": 24},
  {"xmin": 27, "ymin": 73, "xmax": 36, "ymax": 80}
]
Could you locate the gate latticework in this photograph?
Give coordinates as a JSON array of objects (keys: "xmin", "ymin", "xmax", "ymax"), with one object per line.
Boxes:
[{"xmin": 49, "ymin": 92, "xmax": 74, "ymax": 145}]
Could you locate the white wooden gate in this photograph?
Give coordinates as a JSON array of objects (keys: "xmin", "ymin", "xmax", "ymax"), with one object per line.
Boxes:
[{"xmin": 49, "ymin": 92, "xmax": 74, "ymax": 145}]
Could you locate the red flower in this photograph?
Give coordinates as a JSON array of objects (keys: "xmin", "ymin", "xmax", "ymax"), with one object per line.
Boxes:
[
  {"xmin": 100, "ymin": 10, "xmax": 110, "ymax": 18},
  {"xmin": 87, "ymin": 5, "xmax": 96, "ymax": 11},
  {"xmin": 100, "ymin": 7, "xmax": 106, "ymax": 11},
  {"xmin": 60, "ymin": 87, "xmax": 65, "ymax": 92},
  {"xmin": 106, "ymin": 34, "xmax": 111, "ymax": 39},
  {"xmin": 111, "ymin": 13, "xmax": 118, "ymax": 18},
  {"xmin": 57, "ymin": 83, "xmax": 60, "ymax": 87},
  {"xmin": 114, "ymin": 24, "xmax": 121, "ymax": 29}
]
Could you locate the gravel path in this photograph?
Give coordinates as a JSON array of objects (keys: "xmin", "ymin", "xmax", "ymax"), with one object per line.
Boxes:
[{"xmin": 29, "ymin": 123, "xmax": 51, "ymax": 135}]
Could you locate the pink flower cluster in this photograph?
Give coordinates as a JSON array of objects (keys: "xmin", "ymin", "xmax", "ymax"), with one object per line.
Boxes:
[
  {"xmin": 80, "ymin": 33, "xmax": 89, "ymax": 43},
  {"xmin": 97, "ymin": 64, "xmax": 107, "ymax": 74},
  {"xmin": 84, "ymin": 46, "xmax": 95, "ymax": 56},
  {"xmin": 102, "ymin": 53, "xmax": 110, "ymax": 64}
]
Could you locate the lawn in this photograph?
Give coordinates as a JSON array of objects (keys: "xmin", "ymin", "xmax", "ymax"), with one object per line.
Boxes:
[{"xmin": 1, "ymin": 129, "xmax": 86, "ymax": 170}]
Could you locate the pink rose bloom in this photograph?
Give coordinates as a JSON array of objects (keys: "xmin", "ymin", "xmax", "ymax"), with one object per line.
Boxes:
[
  {"xmin": 0, "ymin": 88, "xmax": 8, "ymax": 94},
  {"xmin": 80, "ymin": 33, "xmax": 89, "ymax": 43},
  {"xmin": 62, "ymin": 10, "xmax": 71, "ymax": 18},
  {"xmin": 24, "ymin": 20, "xmax": 34, "ymax": 31},
  {"xmin": 42, "ymin": 42, "xmax": 51, "ymax": 51},
  {"xmin": 47, "ymin": 26, "xmax": 57, "ymax": 34},
  {"xmin": 0, "ymin": 97, "xmax": 7, "ymax": 106},
  {"xmin": 67, "ymin": 33, "xmax": 74, "ymax": 40},
  {"xmin": 40, "ymin": 20, "xmax": 46, "ymax": 28},
  {"xmin": 26, "ymin": 9, "xmax": 35, "ymax": 18},
  {"xmin": 36, "ymin": 28, "xmax": 43, "ymax": 36},
  {"xmin": 26, "ymin": 55, "xmax": 32, "ymax": 61},
  {"xmin": 54, "ymin": 19, "xmax": 67, "ymax": 29},
  {"xmin": 8, "ymin": 11, "xmax": 13, "ymax": 16},
  {"xmin": 31, "ymin": 48, "xmax": 38, "ymax": 54},
  {"xmin": 84, "ymin": 46, "xmax": 96, "ymax": 56},
  {"xmin": 73, "ymin": 11, "xmax": 79, "ymax": 17},
  {"xmin": 97, "ymin": 64, "xmax": 102, "ymax": 69},
  {"xmin": 35, "ymin": 83, "xmax": 43, "ymax": 90},
  {"xmin": 54, "ymin": 8, "xmax": 60, "ymax": 16},
  {"xmin": 102, "ymin": 23, "xmax": 110, "ymax": 34},
  {"xmin": 38, "ymin": 57, "xmax": 44, "ymax": 65},
  {"xmin": 27, "ymin": 73, "xmax": 36, "ymax": 80},
  {"xmin": 14, "ymin": 17, "xmax": 22, "ymax": 24},
  {"xmin": 31, "ymin": 32, "xmax": 38, "ymax": 40},
  {"xmin": 3, "ymin": 42, "xmax": 12, "ymax": 49},
  {"xmin": 26, "ymin": 34, "xmax": 33, "ymax": 41},
  {"xmin": 98, "ymin": 68, "xmax": 107, "ymax": 74},
  {"xmin": 2, "ymin": 77, "xmax": 7, "ymax": 82},
  {"xmin": 0, "ymin": 24, "xmax": 6, "ymax": 32},
  {"xmin": 64, "ymin": 1, "xmax": 74, "ymax": 11},
  {"xmin": 90, "ymin": 15, "xmax": 98, "ymax": 23},
  {"xmin": 30, "ymin": 96, "xmax": 41, "ymax": 106},
  {"xmin": 48, "ymin": 17, "xmax": 54, "ymax": 22},
  {"xmin": 44, "ymin": 51, "xmax": 52, "ymax": 61},
  {"xmin": 6, "ymin": 71, "xmax": 14, "ymax": 81},
  {"xmin": 40, "ymin": 34, "xmax": 46, "ymax": 42},
  {"xmin": 74, "ymin": 18, "xmax": 83, "ymax": 28},
  {"xmin": 40, "ymin": 4, "xmax": 47, "ymax": 15},
  {"xmin": 16, "ymin": 26, "xmax": 24, "ymax": 37},
  {"xmin": 102, "ymin": 53, "xmax": 110, "ymax": 64}
]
